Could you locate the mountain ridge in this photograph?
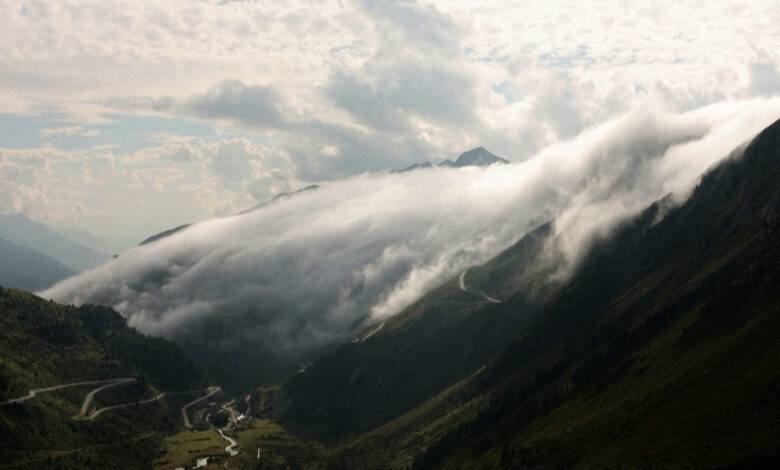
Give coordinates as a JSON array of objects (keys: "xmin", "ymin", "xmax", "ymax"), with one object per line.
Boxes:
[
  {"xmin": 0, "ymin": 213, "xmax": 107, "ymax": 273},
  {"xmin": 439, "ymin": 146, "xmax": 509, "ymax": 168},
  {"xmin": 0, "ymin": 237, "xmax": 74, "ymax": 290},
  {"xmin": 272, "ymin": 118, "xmax": 780, "ymax": 468}
]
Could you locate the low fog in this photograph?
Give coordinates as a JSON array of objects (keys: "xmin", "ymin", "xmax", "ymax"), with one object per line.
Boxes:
[{"xmin": 41, "ymin": 99, "xmax": 780, "ymax": 359}]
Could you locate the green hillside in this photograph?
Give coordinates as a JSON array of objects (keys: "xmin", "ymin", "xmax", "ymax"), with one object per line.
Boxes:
[
  {"xmin": 275, "ymin": 119, "xmax": 780, "ymax": 468},
  {"xmin": 0, "ymin": 288, "xmax": 210, "ymax": 469}
]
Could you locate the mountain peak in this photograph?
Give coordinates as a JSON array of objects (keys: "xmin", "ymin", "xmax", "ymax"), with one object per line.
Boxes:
[{"xmin": 440, "ymin": 147, "xmax": 509, "ymax": 168}]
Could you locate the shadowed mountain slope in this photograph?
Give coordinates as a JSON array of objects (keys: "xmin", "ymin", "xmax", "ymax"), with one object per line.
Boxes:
[
  {"xmin": 277, "ymin": 119, "xmax": 780, "ymax": 469},
  {"xmin": 280, "ymin": 221, "xmax": 559, "ymax": 435}
]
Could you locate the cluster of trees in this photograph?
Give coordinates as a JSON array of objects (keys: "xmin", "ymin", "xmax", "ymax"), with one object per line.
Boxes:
[{"xmin": 0, "ymin": 287, "xmax": 211, "ymax": 468}]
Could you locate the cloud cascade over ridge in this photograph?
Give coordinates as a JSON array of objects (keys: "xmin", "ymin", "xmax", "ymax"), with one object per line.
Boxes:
[{"xmin": 41, "ymin": 99, "xmax": 780, "ymax": 357}]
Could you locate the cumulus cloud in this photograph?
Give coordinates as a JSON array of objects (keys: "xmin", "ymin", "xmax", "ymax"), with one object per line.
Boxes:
[
  {"xmin": 40, "ymin": 99, "xmax": 780, "ymax": 365},
  {"xmin": 363, "ymin": 0, "xmax": 461, "ymax": 53},
  {"xmin": 161, "ymin": 137, "xmax": 295, "ymax": 199},
  {"xmin": 0, "ymin": 136, "xmax": 296, "ymax": 239},
  {"xmin": 184, "ymin": 80, "xmax": 287, "ymax": 130},
  {"xmin": 327, "ymin": 72, "xmax": 410, "ymax": 133},
  {"xmin": 2, "ymin": 0, "xmax": 778, "ymax": 236}
]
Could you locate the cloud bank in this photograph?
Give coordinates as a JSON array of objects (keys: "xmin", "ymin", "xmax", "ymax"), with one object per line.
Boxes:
[
  {"xmin": 41, "ymin": 99, "xmax": 780, "ymax": 361},
  {"xmin": 1, "ymin": 1, "xmax": 778, "ymax": 240}
]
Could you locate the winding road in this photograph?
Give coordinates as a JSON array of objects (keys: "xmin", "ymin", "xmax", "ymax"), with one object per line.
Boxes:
[
  {"xmin": 86, "ymin": 387, "xmax": 221, "ymax": 423},
  {"xmin": 3, "ymin": 378, "xmax": 220, "ymax": 428},
  {"xmin": 459, "ymin": 269, "xmax": 501, "ymax": 303},
  {"xmin": 72, "ymin": 378, "xmax": 137, "ymax": 420},
  {"xmin": 1, "ymin": 378, "xmax": 133, "ymax": 406},
  {"xmin": 346, "ymin": 268, "xmax": 499, "ymax": 346},
  {"xmin": 77, "ymin": 391, "xmax": 167, "ymax": 421},
  {"xmin": 244, "ymin": 394, "xmax": 251, "ymax": 417},
  {"xmin": 182, "ymin": 386, "xmax": 222, "ymax": 428}
]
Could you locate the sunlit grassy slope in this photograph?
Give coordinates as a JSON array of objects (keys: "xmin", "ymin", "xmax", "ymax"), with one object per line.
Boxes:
[{"xmin": 153, "ymin": 430, "xmax": 225, "ymax": 470}]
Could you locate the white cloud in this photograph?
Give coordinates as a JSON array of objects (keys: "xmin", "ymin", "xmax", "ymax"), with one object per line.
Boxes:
[
  {"xmin": 184, "ymin": 80, "xmax": 287, "ymax": 130},
  {"xmin": 40, "ymin": 99, "xmax": 780, "ymax": 365},
  {"xmin": 161, "ymin": 137, "xmax": 296, "ymax": 200},
  {"xmin": 0, "ymin": 0, "xmax": 778, "ymax": 248},
  {"xmin": 0, "ymin": 137, "xmax": 297, "ymax": 238}
]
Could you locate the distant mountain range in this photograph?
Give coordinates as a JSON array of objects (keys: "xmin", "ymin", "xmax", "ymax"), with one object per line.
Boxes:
[
  {"xmin": 145, "ymin": 147, "xmax": 507, "ymax": 250},
  {"xmin": 0, "ymin": 213, "xmax": 109, "ymax": 290},
  {"xmin": 0, "ymin": 213, "xmax": 108, "ymax": 272},
  {"xmin": 0, "ymin": 146, "xmax": 508, "ymax": 292},
  {"xmin": 139, "ymin": 146, "xmax": 507, "ymax": 246},
  {"xmin": 50, "ymin": 223, "xmax": 124, "ymax": 256},
  {"xmin": 0, "ymin": 237, "xmax": 74, "ymax": 291},
  {"xmin": 397, "ymin": 146, "xmax": 509, "ymax": 172}
]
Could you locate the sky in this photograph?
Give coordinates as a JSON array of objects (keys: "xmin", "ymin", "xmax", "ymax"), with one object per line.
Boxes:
[{"xmin": 1, "ymin": 0, "xmax": 779, "ymax": 242}]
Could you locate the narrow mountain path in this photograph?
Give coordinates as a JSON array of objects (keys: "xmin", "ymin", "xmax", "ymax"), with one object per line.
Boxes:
[
  {"xmin": 360, "ymin": 321, "xmax": 385, "ymax": 342},
  {"xmin": 459, "ymin": 269, "xmax": 501, "ymax": 303},
  {"xmin": 77, "ymin": 391, "xmax": 167, "ymax": 421},
  {"xmin": 3, "ymin": 379, "xmax": 222, "ymax": 424},
  {"xmin": 0, "ymin": 378, "xmax": 132, "ymax": 406},
  {"xmin": 182, "ymin": 386, "xmax": 222, "ymax": 428},
  {"xmin": 79, "ymin": 387, "xmax": 219, "ymax": 422},
  {"xmin": 72, "ymin": 378, "xmax": 136, "ymax": 419}
]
